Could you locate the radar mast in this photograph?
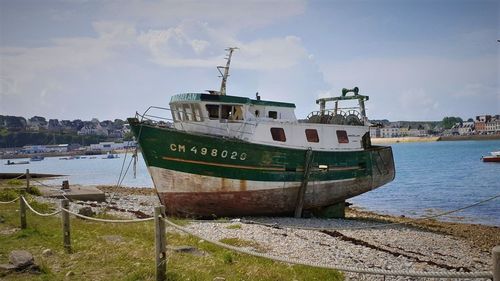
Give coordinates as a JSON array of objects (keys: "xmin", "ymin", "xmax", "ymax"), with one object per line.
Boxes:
[{"xmin": 217, "ymin": 47, "xmax": 238, "ymax": 96}]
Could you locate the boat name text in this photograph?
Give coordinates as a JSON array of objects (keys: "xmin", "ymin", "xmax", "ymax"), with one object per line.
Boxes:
[{"xmin": 170, "ymin": 144, "xmax": 247, "ymax": 160}]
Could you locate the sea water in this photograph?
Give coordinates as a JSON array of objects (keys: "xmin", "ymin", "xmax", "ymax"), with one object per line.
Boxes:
[
  {"xmin": 1, "ymin": 153, "xmax": 153, "ymax": 188},
  {"xmin": 350, "ymin": 140, "xmax": 500, "ymax": 226},
  {"xmin": 2, "ymin": 140, "xmax": 499, "ymax": 226}
]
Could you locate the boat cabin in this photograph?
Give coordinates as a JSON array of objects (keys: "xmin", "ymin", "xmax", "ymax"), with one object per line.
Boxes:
[{"xmin": 169, "ymin": 92, "xmax": 297, "ymax": 123}]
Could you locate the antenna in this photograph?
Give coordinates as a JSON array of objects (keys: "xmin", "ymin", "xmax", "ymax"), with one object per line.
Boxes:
[{"xmin": 217, "ymin": 47, "xmax": 238, "ymax": 96}]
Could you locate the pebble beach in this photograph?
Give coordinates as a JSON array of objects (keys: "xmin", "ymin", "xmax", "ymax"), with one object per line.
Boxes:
[{"xmin": 36, "ymin": 185, "xmax": 498, "ymax": 280}]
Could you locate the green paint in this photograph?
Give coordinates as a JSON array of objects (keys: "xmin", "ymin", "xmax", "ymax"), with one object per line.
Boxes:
[
  {"xmin": 128, "ymin": 118, "xmax": 393, "ymax": 184},
  {"xmin": 170, "ymin": 93, "xmax": 296, "ymax": 108}
]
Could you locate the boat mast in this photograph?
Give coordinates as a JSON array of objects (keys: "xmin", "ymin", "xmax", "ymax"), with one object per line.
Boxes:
[{"xmin": 217, "ymin": 47, "xmax": 238, "ymax": 96}]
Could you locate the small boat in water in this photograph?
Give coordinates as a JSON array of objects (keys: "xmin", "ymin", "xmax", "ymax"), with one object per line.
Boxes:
[
  {"xmin": 482, "ymin": 151, "xmax": 500, "ymax": 162},
  {"xmin": 103, "ymin": 153, "xmax": 119, "ymax": 159},
  {"xmin": 30, "ymin": 156, "xmax": 44, "ymax": 161},
  {"xmin": 5, "ymin": 160, "xmax": 30, "ymax": 165}
]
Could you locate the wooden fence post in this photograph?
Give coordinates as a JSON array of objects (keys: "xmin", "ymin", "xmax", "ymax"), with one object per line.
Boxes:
[
  {"xmin": 61, "ymin": 199, "xmax": 72, "ymax": 253},
  {"xmin": 493, "ymin": 246, "xmax": 500, "ymax": 281},
  {"xmin": 19, "ymin": 197, "xmax": 26, "ymax": 229},
  {"xmin": 26, "ymin": 169, "xmax": 31, "ymax": 193},
  {"xmin": 155, "ymin": 206, "xmax": 166, "ymax": 281}
]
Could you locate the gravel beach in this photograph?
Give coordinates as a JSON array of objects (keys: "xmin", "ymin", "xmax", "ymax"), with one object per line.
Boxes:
[{"xmin": 36, "ymin": 185, "xmax": 498, "ymax": 280}]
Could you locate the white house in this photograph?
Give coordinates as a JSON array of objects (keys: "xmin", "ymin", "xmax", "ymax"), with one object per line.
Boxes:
[
  {"xmin": 89, "ymin": 141, "xmax": 136, "ymax": 152},
  {"xmin": 380, "ymin": 127, "xmax": 400, "ymax": 138}
]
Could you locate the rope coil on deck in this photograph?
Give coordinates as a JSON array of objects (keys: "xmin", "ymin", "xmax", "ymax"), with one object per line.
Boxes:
[
  {"xmin": 163, "ymin": 218, "xmax": 493, "ymax": 279},
  {"xmin": 21, "ymin": 196, "xmax": 61, "ymax": 217}
]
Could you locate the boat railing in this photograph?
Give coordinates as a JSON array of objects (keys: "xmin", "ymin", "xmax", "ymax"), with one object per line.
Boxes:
[
  {"xmin": 306, "ymin": 108, "xmax": 366, "ymax": 126},
  {"xmin": 136, "ymin": 105, "xmax": 258, "ymax": 138}
]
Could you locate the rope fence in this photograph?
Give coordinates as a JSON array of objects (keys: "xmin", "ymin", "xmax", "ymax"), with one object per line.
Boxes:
[
  {"xmin": 1, "ymin": 171, "xmax": 499, "ymax": 280},
  {"xmin": 60, "ymin": 207, "xmax": 154, "ymax": 223},
  {"xmin": 21, "ymin": 196, "xmax": 61, "ymax": 217}
]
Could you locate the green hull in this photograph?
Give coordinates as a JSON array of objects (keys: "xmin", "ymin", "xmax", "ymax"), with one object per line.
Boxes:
[{"xmin": 128, "ymin": 118, "xmax": 395, "ymax": 216}]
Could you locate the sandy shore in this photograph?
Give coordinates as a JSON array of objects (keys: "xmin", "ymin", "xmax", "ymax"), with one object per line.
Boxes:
[
  {"xmin": 371, "ymin": 134, "xmax": 500, "ymax": 144},
  {"xmin": 32, "ymin": 185, "xmax": 497, "ymax": 280},
  {"xmin": 371, "ymin": 136, "xmax": 439, "ymax": 144}
]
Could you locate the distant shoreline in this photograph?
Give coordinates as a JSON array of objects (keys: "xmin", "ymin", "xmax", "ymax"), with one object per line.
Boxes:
[{"xmin": 372, "ymin": 134, "xmax": 500, "ymax": 144}]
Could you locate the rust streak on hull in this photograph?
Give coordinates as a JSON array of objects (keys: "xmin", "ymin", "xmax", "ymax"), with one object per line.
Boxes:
[{"xmin": 158, "ymin": 174, "xmax": 393, "ymax": 217}]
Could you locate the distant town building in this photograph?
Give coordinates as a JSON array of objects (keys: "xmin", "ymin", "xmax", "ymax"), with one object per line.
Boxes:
[
  {"xmin": 380, "ymin": 127, "xmax": 400, "ymax": 138},
  {"xmin": 475, "ymin": 115, "xmax": 499, "ymax": 134},
  {"xmin": 369, "ymin": 127, "xmax": 381, "ymax": 138},
  {"xmin": 455, "ymin": 121, "xmax": 475, "ymax": 135},
  {"xmin": 89, "ymin": 141, "xmax": 136, "ymax": 152},
  {"xmin": 48, "ymin": 119, "xmax": 62, "ymax": 132},
  {"xmin": 78, "ymin": 122, "xmax": 108, "ymax": 136},
  {"xmin": 27, "ymin": 116, "xmax": 47, "ymax": 131},
  {"xmin": 21, "ymin": 144, "xmax": 69, "ymax": 154}
]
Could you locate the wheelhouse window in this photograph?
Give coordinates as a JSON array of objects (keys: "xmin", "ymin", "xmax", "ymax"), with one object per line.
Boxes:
[
  {"xmin": 192, "ymin": 104, "xmax": 203, "ymax": 121},
  {"xmin": 221, "ymin": 105, "xmax": 244, "ymax": 121},
  {"xmin": 183, "ymin": 104, "xmax": 194, "ymax": 121},
  {"xmin": 336, "ymin": 130, "xmax": 349, "ymax": 143},
  {"xmin": 270, "ymin": 127, "xmax": 286, "ymax": 142},
  {"xmin": 206, "ymin": 104, "xmax": 220, "ymax": 119},
  {"xmin": 172, "ymin": 105, "xmax": 182, "ymax": 121},
  {"xmin": 305, "ymin": 129, "xmax": 319, "ymax": 143},
  {"xmin": 268, "ymin": 111, "xmax": 278, "ymax": 119}
]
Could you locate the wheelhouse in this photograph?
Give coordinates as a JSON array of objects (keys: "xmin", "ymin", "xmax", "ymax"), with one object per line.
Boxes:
[{"xmin": 169, "ymin": 93, "xmax": 297, "ymax": 123}]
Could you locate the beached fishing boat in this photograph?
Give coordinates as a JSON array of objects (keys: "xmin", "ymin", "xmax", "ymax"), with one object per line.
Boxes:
[{"xmin": 128, "ymin": 48, "xmax": 395, "ymax": 217}]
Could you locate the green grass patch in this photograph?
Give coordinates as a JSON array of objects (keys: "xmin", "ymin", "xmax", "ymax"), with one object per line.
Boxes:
[
  {"xmin": 0, "ymin": 199, "xmax": 343, "ymax": 281},
  {"xmin": 6, "ymin": 179, "xmax": 23, "ymax": 186},
  {"xmin": 168, "ymin": 217, "xmax": 191, "ymax": 226},
  {"xmin": 219, "ymin": 237, "xmax": 259, "ymax": 248},
  {"xmin": 0, "ymin": 188, "xmax": 19, "ymax": 201},
  {"xmin": 225, "ymin": 223, "xmax": 242, "ymax": 229}
]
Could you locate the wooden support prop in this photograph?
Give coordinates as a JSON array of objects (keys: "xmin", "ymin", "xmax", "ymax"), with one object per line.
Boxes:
[
  {"xmin": 494, "ymin": 246, "xmax": 500, "ymax": 281},
  {"xmin": 294, "ymin": 148, "xmax": 313, "ymax": 218},
  {"xmin": 61, "ymin": 199, "xmax": 72, "ymax": 253},
  {"xmin": 155, "ymin": 206, "xmax": 166, "ymax": 281},
  {"xmin": 19, "ymin": 197, "xmax": 26, "ymax": 229},
  {"xmin": 26, "ymin": 169, "xmax": 31, "ymax": 193},
  {"xmin": 61, "ymin": 180, "xmax": 69, "ymax": 190}
]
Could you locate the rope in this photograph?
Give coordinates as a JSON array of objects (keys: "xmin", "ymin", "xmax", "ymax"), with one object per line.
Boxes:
[
  {"xmin": 61, "ymin": 207, "xmax": 154, "ymax": 223},
  {"xmin": 163, "ymin": 218, "xmax": 492, "ymax": 278},
  {"xmin": 8, "ymin": 172, "xmax": 27, "ymax": 180},
  {"xmin": 21, "ymin": 197, "xmax": 61, "ymax": 217},
  {"xmin": 0, "ymin": 197, "xmax": 20, "ymax": 204},
  {"xmin": 32, "ymin": 178, "xmax": 58, "ymax": 188}
]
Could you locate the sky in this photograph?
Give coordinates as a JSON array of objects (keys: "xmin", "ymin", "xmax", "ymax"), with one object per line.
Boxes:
[{"xmin": 0, "ymin": 0, "xmax": 498, "ymax": 122}]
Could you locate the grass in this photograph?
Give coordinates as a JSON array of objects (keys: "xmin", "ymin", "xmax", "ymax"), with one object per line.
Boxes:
[
  {"xmin": 225, "ymin": 224, "xmax": 242, "ymax": 230},
  {"xmin": 0, "ymin": 189, "xmax": 343, "ymax": 281}
]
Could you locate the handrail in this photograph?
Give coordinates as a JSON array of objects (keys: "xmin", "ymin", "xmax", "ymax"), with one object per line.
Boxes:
[{"xmin": 136, "ymin": 105, "xmax": 258, "ymax": 137}]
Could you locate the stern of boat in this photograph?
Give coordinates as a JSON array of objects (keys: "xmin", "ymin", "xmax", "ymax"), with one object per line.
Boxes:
[{"xmin": 369, "ymin": 145, "xmax": 396, "ymax": 189}]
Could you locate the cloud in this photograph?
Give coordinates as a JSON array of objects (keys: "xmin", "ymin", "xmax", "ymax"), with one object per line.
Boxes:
[
  {"xmin": 137, "ymin": 21, "xmax": 310, "ymax": 70},
  {"xmin": 102, "ymin": 0, "xmax": 306, "ymax": 31},
  {"xmin": 0, "ymin": 1, "xmax": 313, "ymax": 119},
  {"xmin": 318, "ymin": 55, "xmax": 498, "ymax": 120},
  {"xmin": 1, "ymin": 21, "xmax": 138, "ymax": 85}
]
